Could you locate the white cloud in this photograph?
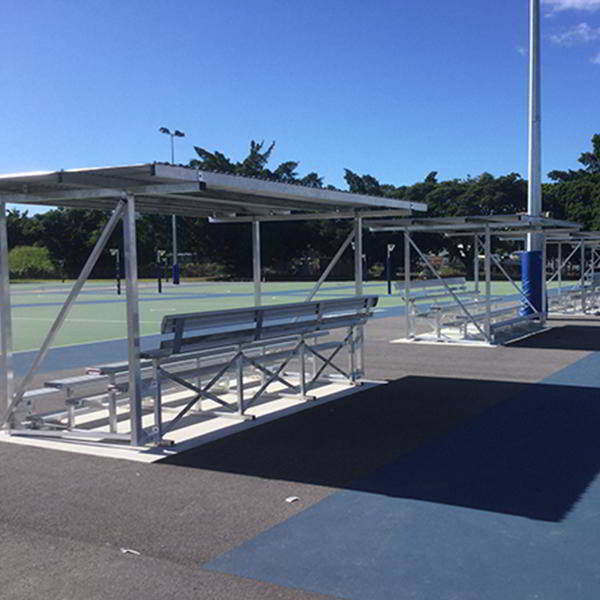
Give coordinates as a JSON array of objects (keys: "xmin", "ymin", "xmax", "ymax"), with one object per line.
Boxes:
[
  {"xmin": 592, "ymin": 50, "xmax": 600, "ymax": 62},
  {"xmin": 549, "ymin": 22, "xmax": 600, "ymax": 44},
  {"xmin": 543, "ymin": 0, "xmax": 600, "ymax": 11}
]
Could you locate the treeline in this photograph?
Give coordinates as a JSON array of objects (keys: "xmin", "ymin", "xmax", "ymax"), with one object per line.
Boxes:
[{"xmin": 6, "ymin": 135, "xmax": 600, "ymax": 280}]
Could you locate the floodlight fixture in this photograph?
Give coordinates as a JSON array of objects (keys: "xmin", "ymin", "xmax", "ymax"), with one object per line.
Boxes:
[{"xmin": 173, "ymin": 130, "xmax": 185, "ymax": 138}]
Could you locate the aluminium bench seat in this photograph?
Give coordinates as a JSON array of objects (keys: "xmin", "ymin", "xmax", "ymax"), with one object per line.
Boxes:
[
  {"xmin": 142, "ymin": 296, "xmax": 378, "ymax": 444},
  {"xmin": 396, "ymin": 277, "xmax": 493, "ymax": 341},
  {"xmin": 444, "ymin": 303, "xmax": 544, "ymax": 342}
]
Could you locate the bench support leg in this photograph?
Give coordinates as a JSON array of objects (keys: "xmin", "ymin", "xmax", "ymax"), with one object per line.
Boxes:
[
  {"xmin": 348, "ymin": 327, "xmax": 357, "ymax": 383},
  {"xmin": 152, "ymin": 359, "xmax": 163, "ymax": 442},
  {"xmin": 108, "ymin": 374, "xmax": 118, "ymax": 434},
  {"xmin": 66, "ymin": 390, "xmax": 75, "ymax": 430},
  {"xmin": 235, "ymin": 353, "xmax": 245, "ymax": 415},
  {"xmin": 299, "ymin": 342, "xmax": 307, "ymax": 397}
]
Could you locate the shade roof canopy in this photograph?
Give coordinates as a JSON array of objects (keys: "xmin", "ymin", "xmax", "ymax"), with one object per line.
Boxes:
[
  {"xmin": 0, "ymin": 163, "xmax": 426, "ymax": 220},
  {"xmin": 366, "ymin": 214, "xmax": 581, "ymax": 235},
  {"xmin": 539, "ymin": 231, "xmax": 600, "ymax": 244},
  {"xmin": 497, "ymin": 230, "xmax": 600, "ymax": 243}
]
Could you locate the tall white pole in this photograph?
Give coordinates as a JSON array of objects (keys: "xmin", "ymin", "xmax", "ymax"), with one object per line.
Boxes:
[{"xmin": 527, "ymin": 0, "xmax": 542, "ymax": 252}]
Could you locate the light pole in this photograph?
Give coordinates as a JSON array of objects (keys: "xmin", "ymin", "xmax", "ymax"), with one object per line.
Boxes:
[
  {"xmin": 522, "ymin": 0, "xmax": 543, "ymax": 315},
  {"xmin": 156, "ymin": 249, "xmax": 166, "ymax": 294},
  {"xmin": 386, "ymin": 244, "xmax": 396, "ymax": 295},
  {"xmin": 527, "ymin": 0, "xmax": 541, "ymax": 251},
  {"xmin": 109, "ymin": 248, "xmax": 120, "ymax": 295},
  {"xmin": 159, "ymin": 127, "xmax": 185, "ymax": 284}
]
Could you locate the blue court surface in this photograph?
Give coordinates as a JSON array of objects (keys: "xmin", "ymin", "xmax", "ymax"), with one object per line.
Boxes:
[{"xmin": 204, "ymin": 352, "xmax": 600, "ymax": 599}]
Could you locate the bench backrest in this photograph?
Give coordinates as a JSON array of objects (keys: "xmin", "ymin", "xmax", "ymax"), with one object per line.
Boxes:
[
  {"xmin": 396, "ymin": 277, "xmax": 466, "ymax": 291},
  {"xmin": 394, "ymin": 277, "xmax": 468, "ymax": 301},
  {"xmin": 158, "ymin": 296, "xmax": 379, "ymax": 355}
]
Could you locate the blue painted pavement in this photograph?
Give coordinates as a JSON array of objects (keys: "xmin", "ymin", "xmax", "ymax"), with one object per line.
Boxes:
[{"xmin": 205, "ymin": 351, "xmax": 600, "ymax": 599}]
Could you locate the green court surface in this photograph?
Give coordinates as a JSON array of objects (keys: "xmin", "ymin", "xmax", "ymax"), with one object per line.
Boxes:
[{"xmin": 8, "ymin": 279, "xmax": 564, "ymax": 352}]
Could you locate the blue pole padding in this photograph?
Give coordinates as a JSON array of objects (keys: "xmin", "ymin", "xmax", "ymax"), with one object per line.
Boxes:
[
  {"xmin": 172, "ymin": 263, "xmax": 180, "ymax": 285},
  {"xmin": 520, "ymin": 251, "xmax": 542, "ymax": 315}
]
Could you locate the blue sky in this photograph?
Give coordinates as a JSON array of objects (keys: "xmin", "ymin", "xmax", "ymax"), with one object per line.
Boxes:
[{"xmin": 1, "ymin": 0, "xmax": 599, "ymax": 213}]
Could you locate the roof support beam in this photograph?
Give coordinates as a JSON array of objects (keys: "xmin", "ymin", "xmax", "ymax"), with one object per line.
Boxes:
[
  {"xmin": 209, "ymin": 209, "xmax": 413, "ymax": 224},
  {"xmin": 0, "ymin": 183, "xmax": 205, "ymax": 205}
]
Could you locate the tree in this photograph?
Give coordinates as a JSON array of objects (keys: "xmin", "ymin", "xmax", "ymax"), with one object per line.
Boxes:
[
  {"xmin": 8, "ymin": 246, "xmax": 55, "ymax": 278},
  {"xmin": 343, "ymin": 169, "xmax": 382, "ymax": 196},
  {"xmin": 578, "ymin": 133, "xmax": 600, "ymax": 174},
  {"xmin": 6, "ymin": 208, "xmax": 42, "ymax": 247},
  {"xmin": 544, "ymin": 134, "xmax": 600, "ymax": 231},
  {"xmin": 548, "ymin": 133, "xmax": 600, "ymax": 181}
]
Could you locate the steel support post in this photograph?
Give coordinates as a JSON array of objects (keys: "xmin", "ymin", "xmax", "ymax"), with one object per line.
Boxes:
[
  {"xmin": 171, "ymin": 214, "xmax": 179, "ymax": 284},
  {"xmin": 484, "ymin": 227, "xmax": 492, "ymax": 341},
  {"xmin": 1, "ymin": 201, "xmax": 126, "ymax": 429},
  {"xmin": 404, "ymin": 230, "xmax": 411, "ymax": 338},
  {"xmin": 353, "ymin": 216, "xmax": 364, "ymax": 373},
  {"xmin": 124, "ymin": 195, "xmax": 144, "ymax": 446},
  {"xmin": 541, "ymin": 234, "xmax": 547, "ymax": 323},
  {"xmin": 474, "ymin": 235, "xmax": 480, "ymax": 293},
  {"xmin": 0, "ymin": 202, "xmax": 14, "ymax": 421},
  {"xmin": 557, "ymin": 243, "xmax": 562, "ymax": 291},
  {"xmin": 252, "ymin": 220, "xmax": 261, "ymax": 306},
  {"xmin": 581, "ymin": 242, "xmax": 586, "ymax": 312},
  {"xmin": 354, "ymin": 215, "xmax": 363, "ymax": 296}
]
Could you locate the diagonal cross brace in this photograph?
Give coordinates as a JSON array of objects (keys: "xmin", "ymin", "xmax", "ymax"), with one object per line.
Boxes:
[{"xmin": 1, "ymin": 201, "xmax": 127, "ymax": 429}]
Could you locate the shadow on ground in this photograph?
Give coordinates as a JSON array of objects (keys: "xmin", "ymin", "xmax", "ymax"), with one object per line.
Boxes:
[
  {"xmin": 160, "ymin": 375, "xmax": 600, "ymax": 522},
  {"xmin": 510, "ymin": 323, "xmax": 600, "ymax": 351}
]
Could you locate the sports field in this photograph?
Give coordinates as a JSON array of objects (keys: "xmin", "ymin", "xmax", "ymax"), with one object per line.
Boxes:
[{"xmin": 8, "ymin": 278, "xmax": 567, "ymax": 352}]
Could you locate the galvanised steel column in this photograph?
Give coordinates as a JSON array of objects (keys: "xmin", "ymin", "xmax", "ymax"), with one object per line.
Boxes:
[
  {"xmin": 484, "ymin": 227, "xmax": 492, "ymax": 341},
  {"xmin": 252, "ymin": 220, "xmax": 261, "ymax": 306},
  {"xmin": 474, "ymin": 235, "xmax": 480, "ymax": 293},
  {"xmin": 404, "ymin": 230, "xmax": 411, "ymax": 338},
  {"xmin": 354, "ymin": 215, "xmax": 363, "ymax": 295},
  {"xmin": 557, "ymin": 242, "xmax": 562, "ymax": 292},
  {"xmin": 581, "ymin": 241, "xmax": 587, "ymax": 313},
  {"xmin": 541, "ymin": 233, "xmax": 547, "ymax": 323},
  {"xmin": 124, "ymin": 194, "xmax": 144, "ymax": 446},
  {"xmin": 171, "ymin": 214, "xmax": 179, "ymax": 284},
  {"xmin": 353, "ymin": 215, "xmax": 364, "ymax": 374},
  {"xmin": 0, "ymin": 202, "xmax": 14, "ymax": 420}
]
